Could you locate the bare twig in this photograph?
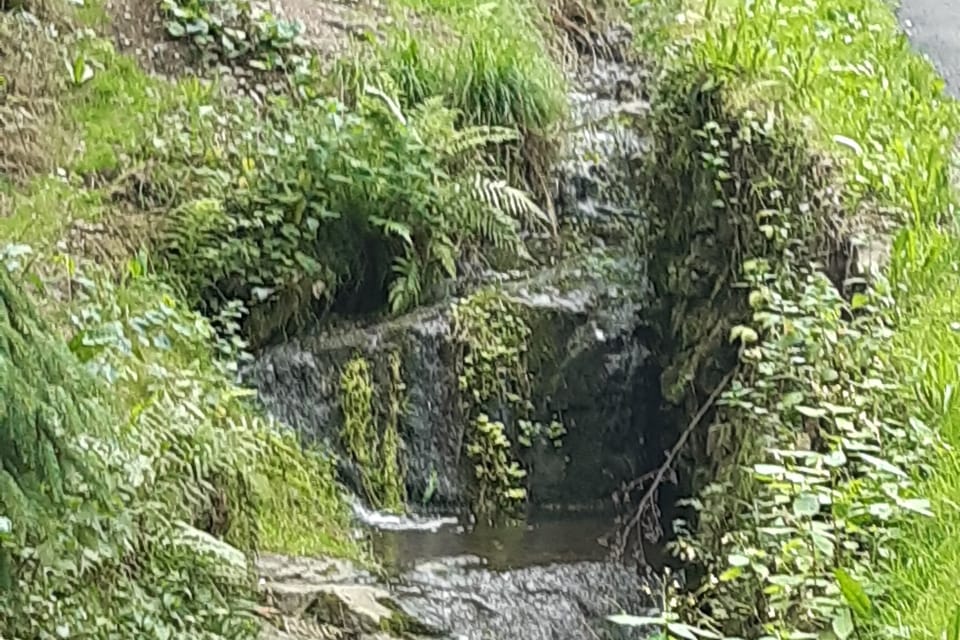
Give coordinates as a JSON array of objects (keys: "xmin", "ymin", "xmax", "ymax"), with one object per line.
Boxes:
[{"xmin": 615, "ymin": 364, "xmax": 740, "ymax": 558}]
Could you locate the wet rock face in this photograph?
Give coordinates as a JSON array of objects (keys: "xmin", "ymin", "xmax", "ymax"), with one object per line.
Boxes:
[
  {"xmin": 245, "ymin": 255, "xmax": 658, "ymax": 509},
  {"xmin": 394, "ymin": 556, "xmax": 655, "ymax": 640},
  {"xmin": 246, "ymin": 305, "xmax": 468, "ymax": 506},
  {"xmin": 246, "ymin": 21, "xmax": 659, "ymax": 512},
  {"xmin": 257, "ymin": 553, "xmax": 659, "ymax": 640},
  {"xmin": 553, "ymin": 23, "xmax": 651, "ymax": 228}
]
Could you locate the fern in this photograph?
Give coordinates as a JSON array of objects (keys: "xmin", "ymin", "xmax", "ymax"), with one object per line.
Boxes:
[
  {"xmin": 444, "ymin": 125, "xmax": 520, "ymax": 157},
  {"xmin": 468, "ymin": 174, "xmax": 553, "ymax": 230}
]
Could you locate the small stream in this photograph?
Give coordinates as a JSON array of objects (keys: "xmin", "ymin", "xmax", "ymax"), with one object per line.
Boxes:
[
  {"xmin": 345, "ymin": 501, "xmax": 661, "ymax": 640},
  {"xmin": 362, "ymin": 506, "xmax": 615, "ymax": 573},
  {"xmin": 253, "ymin": 19, "xmax": 663, "ymax": 640}
]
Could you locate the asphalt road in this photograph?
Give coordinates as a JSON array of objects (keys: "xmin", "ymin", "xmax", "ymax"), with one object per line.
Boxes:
[{"xmin": 897, "ymin": 0, "xmax": 960, "ymax": 96}]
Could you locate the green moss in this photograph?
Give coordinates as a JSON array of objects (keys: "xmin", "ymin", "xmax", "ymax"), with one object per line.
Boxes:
[
  {"xmin": 339, "ymin": 355, "xmax": 406, "ymax": 513},
  {"xmin": 451, "ymin": 288, "xmax": 566, "ymax": 519},
  {"xmin": 255, "ymin": 429, "xmax": 362, "ymax": 560}
]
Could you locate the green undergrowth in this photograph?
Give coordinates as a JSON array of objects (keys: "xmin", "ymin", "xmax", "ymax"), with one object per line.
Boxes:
[
  {"xmin": 0, "ymin": 247, "xmax": 358, "ymax": 638},
  {"xmin": 450, "ymin": 288, "xmax": 567, "ymax": 520},
  {"xmin": 0, "ymin": 4, "xmax": 369, "ymax": 638},
  {"xmin": 620, "ymin": 0, "xmax": 960, "ymax": 639},
  {"xmin": 333, "ymin": 0, "xmax": 569, "ymax": 200},
  {"xmin": 0, "ymin": 0, "xmax": 574, "ymax": 635}
]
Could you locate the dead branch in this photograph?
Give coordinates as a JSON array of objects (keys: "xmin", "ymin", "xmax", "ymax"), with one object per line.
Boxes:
[{"xmin": 614, "ymin": 364, "xmax": 739, "ymax": 558}]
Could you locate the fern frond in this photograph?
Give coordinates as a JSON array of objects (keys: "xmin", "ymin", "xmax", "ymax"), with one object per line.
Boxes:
[
  {"xmin": 469, "ymin": 174, "xmax": 553, "ymax": 231},
  {"xmin": 445, "ymin": 125, "xmax": 520, "ymax": 157},
  {"xmin": 369, "ymin": 216, "xmax": 414, "ymax": 246},
  {"xmin": 452, "ymin": 194, "xmax": 519, "ymax": 250}
]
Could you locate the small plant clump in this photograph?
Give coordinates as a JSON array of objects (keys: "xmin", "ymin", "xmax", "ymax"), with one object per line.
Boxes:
[
  {"xmin": 333, "ymin": 0, "xmax": 569, "ymax": 206},
  {"xmin": 451, "ymin": 288, "xmax": 566, "ymax": 520},
  {"xmin": 339, "ymin": 354, "xmax": 406, "ymax": 513}
]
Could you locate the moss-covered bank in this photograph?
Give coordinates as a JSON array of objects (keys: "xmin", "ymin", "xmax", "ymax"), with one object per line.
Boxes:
[{"xmin": 624, "ymin": 0, "xmax": 960, "ymax": 638}]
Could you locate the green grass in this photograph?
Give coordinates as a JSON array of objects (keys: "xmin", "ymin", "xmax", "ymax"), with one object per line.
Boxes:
[
  {"xmin": 880, "ymin": 227, "xmax": 960, "ymax": 636},
  {"xmin": 63, "ymin": 39, "xmax": 212, "ymax": 175},
  {"xmin": 0, "ymin": 177, "xmax": 103, "ymax": 246},
  {"xmin": 342, "ymin": 0, "xmax": 568, "ymax": 135},
  {"xmin": 665, "ymin": 0, "xmax": 960, "ymax": 636}
]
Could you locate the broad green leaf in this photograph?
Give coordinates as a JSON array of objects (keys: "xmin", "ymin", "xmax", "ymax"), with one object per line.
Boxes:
[
  {"xmin": 796, "ymin": 405, "xmax": 827, "ymax": 419},
  {"xmin": 856, "ymin": 452, "xmax": 907, "ymax": 478},
  {"xmin": 834, "ymin": 568, "xmax": 872, "ymax": 619},
  {"xmin": 832, "ymin": 608, "xmax": 854, "ymax": 639},
  {"xmin": 728, "ymin": 553, "xmax": 750, "ymax": 567}
]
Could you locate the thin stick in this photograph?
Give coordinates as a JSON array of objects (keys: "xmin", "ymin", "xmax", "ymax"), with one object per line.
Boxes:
[{"xmin": 616, "ymin": 364, "xmax": 739, "ymax": 558}]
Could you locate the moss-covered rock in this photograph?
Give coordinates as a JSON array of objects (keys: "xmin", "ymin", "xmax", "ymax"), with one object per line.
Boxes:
[{"xmin": 246, "ymin": 250, "xmax": 662, "ymax": 512}]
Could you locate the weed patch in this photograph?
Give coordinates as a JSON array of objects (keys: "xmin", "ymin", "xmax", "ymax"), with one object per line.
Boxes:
[{"xmin": 334, "ymin": 0, "xmax": 569, "ymax": 195}]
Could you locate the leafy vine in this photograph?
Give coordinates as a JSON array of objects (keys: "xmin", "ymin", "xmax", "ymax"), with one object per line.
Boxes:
[{"xmin": 450, "ymin": 288, "xmax": 565, "ymax": 520}]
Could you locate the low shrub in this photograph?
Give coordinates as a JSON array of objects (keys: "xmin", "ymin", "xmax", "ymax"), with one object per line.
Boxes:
[{"xmin": 153, "ymin": 90, "xmax": 550, "ymax": 344}]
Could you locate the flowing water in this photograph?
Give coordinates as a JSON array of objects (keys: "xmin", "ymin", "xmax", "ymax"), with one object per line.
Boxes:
[
  {"xmin": 365, "ymin": 507, "xmax": 616, "ymax": 573},
  {"xmin": 341, "ymin": 501, "xmax": 660, "ymax": 639}
]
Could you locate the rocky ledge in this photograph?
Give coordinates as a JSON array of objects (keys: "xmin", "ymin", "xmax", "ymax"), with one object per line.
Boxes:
[{"xmin": 256, "ymin": 552, "xmax": 658, "ymax": 640}]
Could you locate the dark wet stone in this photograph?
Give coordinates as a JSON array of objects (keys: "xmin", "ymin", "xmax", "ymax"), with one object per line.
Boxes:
[
  {"xmin": 257, "ymin": 553, "xmax": 660, "ymax": 640},
  {"xmin": 244, "ymin": 251, "xmax": 659, "ymax": 509}
]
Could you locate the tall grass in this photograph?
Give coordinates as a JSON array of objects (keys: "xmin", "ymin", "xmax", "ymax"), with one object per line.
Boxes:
[
  {"xmin": 336, "ymin": 0, "xmax": 568, "ymax": 143},
  {"xmin": 665, "ymin": 0, "xmax": 960, "ymax": 636}
]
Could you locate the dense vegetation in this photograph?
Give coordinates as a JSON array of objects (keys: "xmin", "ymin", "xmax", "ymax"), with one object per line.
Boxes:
[
  {"xmin": 0, "ymin": 0, "xmax": 568, "ymax": 636},
  {"xmin": 4, "ymin": 0, "xmax": 960, "ymax": 636},
  {"xmin": 616, "ymin": 0, "xmax": 960, "ymax": 638}
]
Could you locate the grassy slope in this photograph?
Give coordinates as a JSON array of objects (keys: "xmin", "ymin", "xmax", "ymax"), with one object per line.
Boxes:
[
  {"xmin": 665, "ymin": 0, "xmax": 960, "ymax": 635},
  {"xmin": 1, "ymin": 0, "xmax": 568, "ymax": 560},
  {"xmin": 0, "ymin": 3, "xmax": 361, "ymax": 562}
]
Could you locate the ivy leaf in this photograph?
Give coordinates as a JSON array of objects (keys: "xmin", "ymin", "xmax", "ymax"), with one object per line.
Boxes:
[
  {"xmin": 823, "ymin": 450, "xmax": 847, "ymax": 467},
  {"xmin": 856, "ymin": 452, "xmax": 907, "ymax": 478},
  {"xmin": 832, "ymin": 608, "xmax": 854, "ymax": 640},
  {"xmin": 834, "ymin": 568, "xmax": 872, "ymax": 619},
  {"xmin": 728, "ymin": 553, "xmax": 750, "ymax": 567},
  {"xmin": 792, "ymin": 492, "xmax": 819, "ymax": 517},
  {"xmin": 796, "ymin": 405, "xmax": 827, "ymax": 419},
  {"xmin": 166, "ymin": 20, "xmax": 186, "ymax": 37}
]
